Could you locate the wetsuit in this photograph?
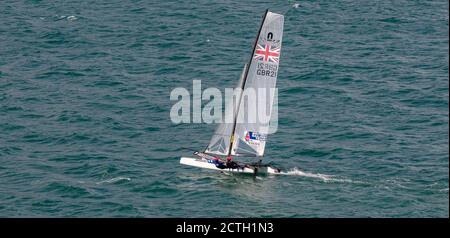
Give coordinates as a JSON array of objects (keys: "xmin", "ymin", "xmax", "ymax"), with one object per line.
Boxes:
[
  {"xmin": 226, "ymin": 160, "xmax": 240, "ymax": 169},
  {"xmin": 214, "ymin": 158, "xmax": 226, "ymax": 169}
]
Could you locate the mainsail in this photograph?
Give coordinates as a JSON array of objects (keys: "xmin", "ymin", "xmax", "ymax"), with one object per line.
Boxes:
[
  {"xmin": 205, "ymin": 64, "xmax": 247, "ymax": 155},
  {"xmin": 205, "ymin": 10, "xmax": 284, "ymax": 158}
]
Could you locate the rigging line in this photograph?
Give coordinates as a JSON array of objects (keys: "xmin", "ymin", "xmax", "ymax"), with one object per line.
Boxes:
[
  {"xmin": 209, "ymin": 133, "xmax": 233, "ymax": 136},
  {"xmin": 180, "ymin": 147, "xmax": 200, "ymax": 152}
]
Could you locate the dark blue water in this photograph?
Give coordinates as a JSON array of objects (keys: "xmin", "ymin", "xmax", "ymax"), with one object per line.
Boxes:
[{"xmin": 0, "ymin": 0, "xmax": 448, "ymax": 217}]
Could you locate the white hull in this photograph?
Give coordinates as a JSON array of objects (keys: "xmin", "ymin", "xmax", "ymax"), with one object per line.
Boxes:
[{"xmin": 180, "ymin": 157, "xmax": 280, "ymax": 175}]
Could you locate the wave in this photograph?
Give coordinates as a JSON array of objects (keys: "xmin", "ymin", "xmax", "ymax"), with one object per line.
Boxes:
[
  {"xmin": 96, "ymin": 176, "xmax": 131, "ymax": 184},
  {"xmin": 280, "ymin": 168, "xmax": 355, "ymax": 183},
  {"xmin": 55, "ymin": 15, "xmax": 77, "ymax": 21}
]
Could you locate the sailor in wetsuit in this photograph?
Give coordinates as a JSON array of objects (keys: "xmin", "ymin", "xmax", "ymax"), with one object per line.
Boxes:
[
  {"xmin": 225, "ymin": 156, "xmax": 240, "ymax": 169},
  {"xmin": 213, "ymin": 156, "xmax": 227, "ymax": 169},
  {"xmin": 213, "ymin": 156, "xmax": 240, "ymax": 170}
]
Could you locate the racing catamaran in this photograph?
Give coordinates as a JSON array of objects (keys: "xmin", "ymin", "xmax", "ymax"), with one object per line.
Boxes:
[{"xmin": 180, "ymin": 9, "xmax": 284, "ymax": 175}]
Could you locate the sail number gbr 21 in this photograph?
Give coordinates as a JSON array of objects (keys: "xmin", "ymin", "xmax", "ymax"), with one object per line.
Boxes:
[{"xmin": 256, "ymin": 62, "xmax": 278, "ymax": 78}]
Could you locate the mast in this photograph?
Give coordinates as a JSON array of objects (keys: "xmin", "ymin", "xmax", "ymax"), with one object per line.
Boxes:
[{"xmin": 227, "ymin": 9, "xmax": 269, "ymax": 156}]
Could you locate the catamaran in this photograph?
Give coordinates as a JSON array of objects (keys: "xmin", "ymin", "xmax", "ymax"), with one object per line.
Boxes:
[{"xmin": 180, "ymin": 9, "xmax": 284, "ymax": 175}]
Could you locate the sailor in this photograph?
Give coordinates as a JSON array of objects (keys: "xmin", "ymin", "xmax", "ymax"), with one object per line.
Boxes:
[
  {"xmin": 214, "ymin": 156, "xmax": 226, "ymax": 169},
  {"xmin": 225, "ymin": 156, "xmax": 239, "ymax": 169},
  {"xmin": 226, "ymin": 156, "xmax": 233, "ymax": 162}
]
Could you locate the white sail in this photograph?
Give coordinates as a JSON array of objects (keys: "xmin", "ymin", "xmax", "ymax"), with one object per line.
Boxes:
[
  {"xmin": 230, "ymin": 11, "xmax": 284, "ymax": 157},
  {"xmin": 205, "ymin": 64, "xmax": 247, "ymax": 155},
  {"xmin": 206, "ymin": 10, "xmax": 284, "ymax": 158}
]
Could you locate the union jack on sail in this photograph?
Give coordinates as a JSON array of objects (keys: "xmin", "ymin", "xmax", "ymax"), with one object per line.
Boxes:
[{"xmin": 254, "ymin": 44, "xmax": 280, "ymax": 63}]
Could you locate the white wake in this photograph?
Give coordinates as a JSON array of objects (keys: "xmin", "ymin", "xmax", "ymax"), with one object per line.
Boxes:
[
  {"xmin": 280, "ymin": 168, "xmax": 354, "ymax": 183},
  {"xmin": 96, "ymin": 176, "xmax": 131, "ymax": 184}
]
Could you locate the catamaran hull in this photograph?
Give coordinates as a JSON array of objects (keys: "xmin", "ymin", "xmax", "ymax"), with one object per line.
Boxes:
[{"xmin": 180, "ymin": 157, "xmax": 280, "ymax": 175}]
